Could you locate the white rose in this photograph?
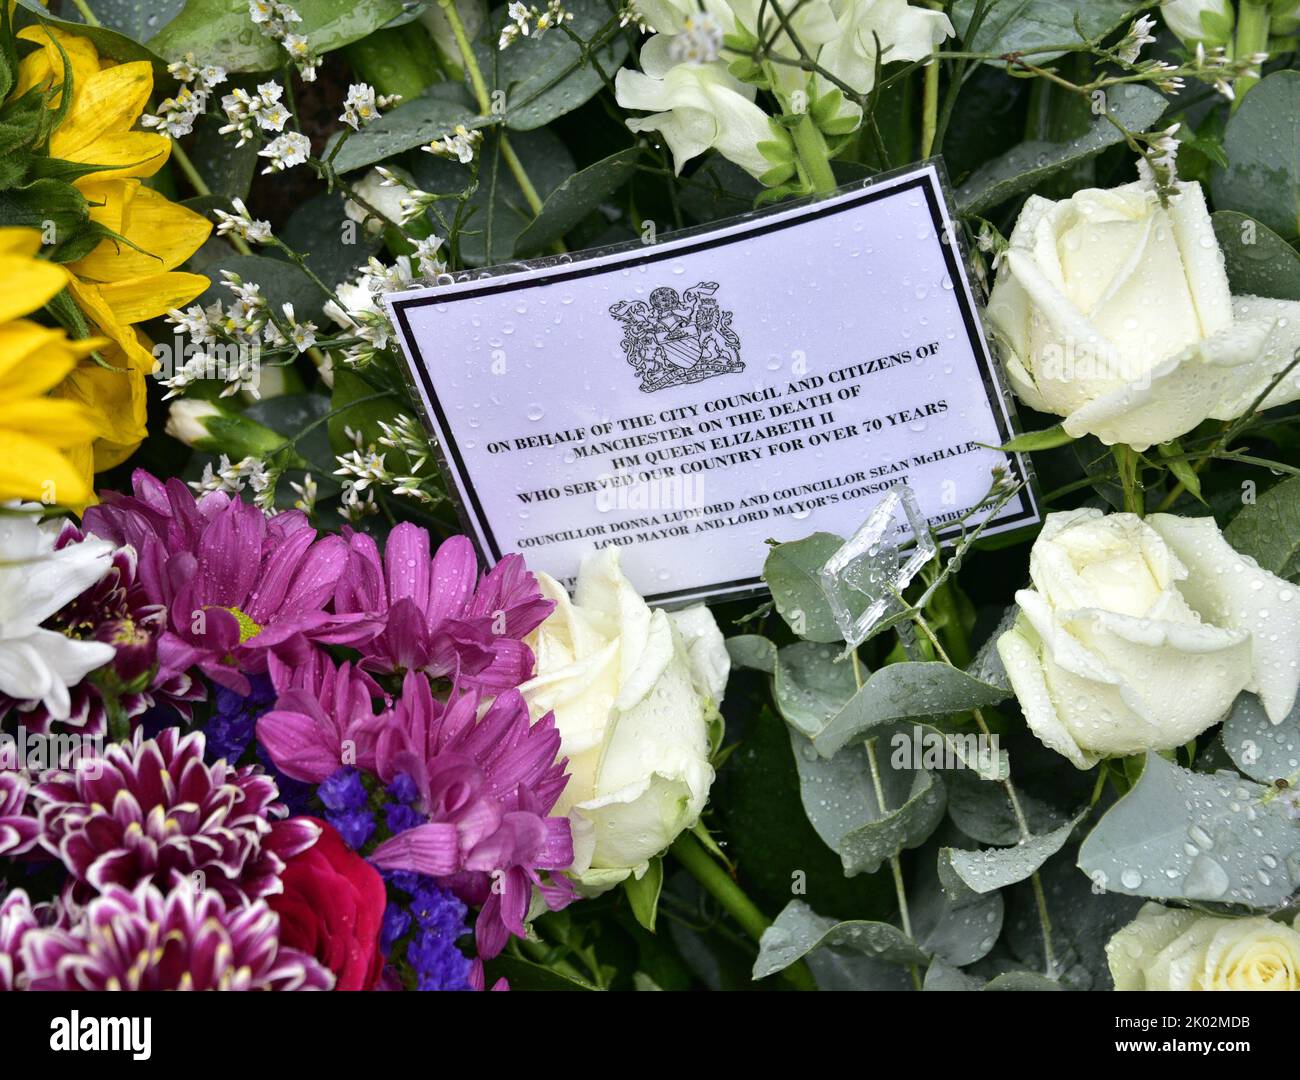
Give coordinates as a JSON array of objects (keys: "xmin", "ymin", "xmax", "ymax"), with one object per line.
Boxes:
[
  {"xmin": 614, "ymin": 32, "xmax": 778, "ymax": 179},
  {"xmin": 1160, "ymin": 0, "xmax": 1235, "ymax": 45},
  {"xmin": 1108, "ymin": 902, "xmax": 1300, "ymax": 990},
  {"xmin": 987, "ymin": 179, "xmax": 1300, "ymax": 450},
  {"xmin": 996, "ymin": 508, "xmax": 1300, "ymax": 768},
  {"xmin": 520, "ymin": 547, "xmax": 727, "ymax": 891}
]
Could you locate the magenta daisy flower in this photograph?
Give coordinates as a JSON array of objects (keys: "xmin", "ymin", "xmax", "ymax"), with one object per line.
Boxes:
[
  {"xmin": 84, "ymin": 470, "xmax": 381, "ymax": 695},
  {"xmin": 332, "ymin": 524, "xmax": 553, "ymax": 690},
  {"xmin": 32, "ymin": 727, "xmax": 319, "ymax": 903},
  {"xmin": 17, "ymin": 881, "xmax": 333, "ymax": 990},
  {"xmin": 256, "ymin": 651, "xmax": 386, "ymax": 784},
  {"xmin": 365, "ymin": 672, "xmax": 575, "ymax": 959}
]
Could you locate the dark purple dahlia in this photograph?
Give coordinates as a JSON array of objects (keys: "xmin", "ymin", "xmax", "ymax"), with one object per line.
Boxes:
[
  {"xmin": 0, "ymin": 524, "xmax": 203, "ymax": 738},
  {"xmin": 0, "ymin": 773, "xmax": 39, "ymax": 856},
  {"xmin": 33, "ymin": 727, "xmax": 319, "ymax": 904},
  {"xmin": 17, "ymin": 881, "xmax": 333, "ymax": 990},
  {"xmin": 0, "ymin": 890, "xmax": 42, "ymax": 990}
]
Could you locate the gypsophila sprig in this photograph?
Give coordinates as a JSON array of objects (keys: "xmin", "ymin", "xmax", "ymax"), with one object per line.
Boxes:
[
  {"xmin": 1116, "ymin": 15, "xmax": 1157, "ymax": 65},
  {"xmin": 142, "ymin": 54, "xmax": 226, "ymax": 137},
  {"xmin": 341, "ymin": 83, "xmax": 399, "ymax": 130},
  {"xmin": 499, "ymin": 1, "xmax": 573, "ymax": 49},
  {"xmin": 259, "ymin": 131, "xmax": 312, "ymax": 173},
  {"xmin": 667, "ymin": 14, "xmax": 725, "ymax": 65},
  {"xmin": 213, "ymin": 198, "xmax": 274, "ymax": 244},
  {"xmin": 249, "ymin": 0, "xmax": 321, "ymax": 81},
  {"xmin": 424, "ymin": 124, "xmax": 482, "ymax": 165}
]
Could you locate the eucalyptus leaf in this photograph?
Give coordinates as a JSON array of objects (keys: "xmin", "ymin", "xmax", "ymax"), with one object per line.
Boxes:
[
  {"xmin": 1212, "ymin": 71, "xmax": 1300, "ymax": 243},
  {"xmin": 773, "ymin": 640, "xmax": 856, "ymax": 740},
  {"xmin": 477, "ymin": 0, "xmax": 630, "ymax": 131},
  {"xmin": 814, "ymin": 661, "xmax": 1010, "ymax": 758},
  {"xmin": 763, "ymin": 531, "xmax": 847, "ymax": 643},
  {"xmin": 1212, "ymin": 211, "xmax": 1300, "ymax": 302},
  {"xmin": 1223, "ymin": 474, "xmax": 1300, "ymax": 583},
  {"xmin": 950, "ymin": 0, "xmax": 1146, "ymax": 64},
  {"xmin": 911, "ymin": 848, "xmax": 1005, "ymax": 967},
  {"xmin": 945, "ymin": 813, "xmax": 1083, "ymax": 894},
  {"xmin": 56, "ymin": 0, "xmax": 186, "ymax": 42},
  {"xmin": 725, "ymin": 633, "xmax": 776, "ymax": 674},
  {"xmin": 923, "ymin": 958, "xmax": 984, "ymax": 990},
  {"xmin": 1077, "ymin": 752, "xmax": 1300, "ymax": 908},
  {"xmin": 955, "ymin": 84, "xmax": 1167, "ymax": 216},
  {"xmin": 789, "ymin": 727, "xmax": 947, "ymax": 877},
  {"xmin": 15, "ymin": 0, "xmax": 166, "ymax": 69},
  {"xmin": 753, "ymin": 900, "xmax": 928, "ymax": 981},
  {"xmin": 983, "ymin": 970, "xmax": 1062, "ymax": 990},
  {"xmin": 150, "ymin": 0, "xmax": 407, "ymax": 71},
  {"xmin": 1222, "ymin": 691, "xmax": 1300, "ymax": 786},
  {"xmin": 514, "ymin": 147, "xmax": 641, "ymax": 255}
]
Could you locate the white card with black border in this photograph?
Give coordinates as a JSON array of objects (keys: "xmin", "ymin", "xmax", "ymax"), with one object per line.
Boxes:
[{"xmin": 385, "ymin": 161, "xmax": 1039, "ymax": 605}]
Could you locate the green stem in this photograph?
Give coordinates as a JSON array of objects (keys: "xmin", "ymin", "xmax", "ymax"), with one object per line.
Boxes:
[
  {"xmin": 170, "ymin": 141, "xmax": 253, "ymax": 257},
  {"xmin": 438, "ymin": 0, "xmax": 563, "ymax": 250},
  {"xmin": 1111, "ymin": 444, "xmax": 1144, "ymax": 516},
  {"xmin": 1233, "ymin": 0, "xmax": 1271, "ymax": 107},
  {"xmin": 668, "ymin": 832, "xmax": 817, "ymax": 991},
  {"xmin": 853, "ymin": 650, "xmax": 921, "ymax": 990},
  {"xmin": 790, "ymin": 112, "xmax": 836, "ymax": 195},
  {"xmin": 70, "ymin": 0, "xmax": 100, "ymax": 26}
]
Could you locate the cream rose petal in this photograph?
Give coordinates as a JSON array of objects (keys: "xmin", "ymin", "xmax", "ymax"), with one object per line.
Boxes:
[
  {"xmin": 1147, "ymin": 514, "xmax": 1300, "ymax": 723},
  {"xmin": 996, "ymin": 615, "xmax": 1097, "ymax": 769},
  {"xmin": 1106, "ymin": 902, "xmax": 1201, "ymax": 990},
  {"xmin": 1210, "ymin": 294, "xmax": 1300, "ymax": 419},
  {"xmin": 1060, "ymin": 314, "xmax": 1275, "ymax": 449}
]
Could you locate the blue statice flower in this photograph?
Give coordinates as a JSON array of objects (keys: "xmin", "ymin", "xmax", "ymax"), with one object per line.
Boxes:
[
  {"xmin": 318, "ymin": 766, "xmax": 375, "ymax": 849},
  {"xmin": 203, "ymin": 674, "xmax": 275, "ymax": 763},
  {"xmin": 383, "ymin": 872, "xmax": 473, "ymax": 991}
]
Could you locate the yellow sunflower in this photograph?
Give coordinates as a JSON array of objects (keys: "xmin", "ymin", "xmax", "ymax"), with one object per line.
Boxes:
[
  {"xmin": 0, "ymin": 227, "xmax": 102, "ymax": 506},
  {"xmin": 10, "ymin": 24, "xmax": 212, "ymax": 485}
]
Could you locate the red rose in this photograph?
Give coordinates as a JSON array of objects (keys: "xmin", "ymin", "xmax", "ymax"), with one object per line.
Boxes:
[{"xmin": 269, "ymin": 818, "xmax": 388, "ymax": 991}]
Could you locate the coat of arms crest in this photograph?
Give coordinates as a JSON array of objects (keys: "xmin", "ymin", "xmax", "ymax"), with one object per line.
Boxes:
[{"xmin": 608, "ymin": 282, "xmax": 745, "ymax": 393}]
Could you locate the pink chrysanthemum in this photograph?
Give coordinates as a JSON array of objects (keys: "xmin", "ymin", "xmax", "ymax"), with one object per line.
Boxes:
[
  {"xmin": 17, "ymin": 881, "xmax": 333, "ymax": 990},
  {"xmin": 333, "ymin": 524, "xmax": 553, "ymax": 690},
  {"xmin": 83, "ymin": 470, "xmax": 381, "ymax": 696},
  {"xmin": 364, "ymin": 672, "xmax": 575, "ymax": 959},
  {"xmin": 32, "ymin": 727, "xmax": 319, "ymax": 903}
]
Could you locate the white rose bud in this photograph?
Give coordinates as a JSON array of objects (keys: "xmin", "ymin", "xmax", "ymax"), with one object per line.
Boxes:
[
  {"xmin": 996, "ymin": 508, "xmax": 1300, "ymax": 768},
  {"xmin": 1109, "ymin": 902, "xmax": 1300, "ymax": 989},
  {"xmin": 987, "ymin": 179, "xmax": 1300, "ymax": 449},
  {"xmin": 1160, "ymin": 0, "xmax": 1235, "ymax": 46},
  {"xmin": 520, "ymin": 547, "xmax": 727, "ymax": 892},
  {"xmin": 343, "ymin": 168, "xmax": 409, "ymax": 232}
]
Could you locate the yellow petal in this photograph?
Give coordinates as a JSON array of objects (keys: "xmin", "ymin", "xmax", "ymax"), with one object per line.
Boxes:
[
  {"xmin": 52, "ymin": 360, "xmax": 147, "ymax": 452},
  {"xmin": 65, "ymin": 277, "xmax": 156, "ymax": 373},
  {"xmin": 72, "ymin": 184, "xmax": 212, "ymax": 282},
  {"xmin": 14, "ymin": 25, "xmax": 100, "ymax": 104},
  {"xmin": 0, "ymin": 398, "xmax": 101, "ymax": 444},
  {"xmin": 0, "ymin": 321, "xmax": 80, "ymax": 392},
  {"xmin": 94, "ymin": 272, "xmax": 210, "ymax": 324},
  {"xmin": 0, "ymin": 252, "xmax": 67, "ymax": 322},
  {"xmin": 48, "ymin": 61, "xmax": 154, "ymax": 159},
  {"xmin": 0, "ymin": 227, "xmax": 46, "ymax": 259},
  {"xmin": 65, "ymin": 131, "xmax": 171, "ymax": 184},
  {"xmin": 0, "ymin": 432, "xmax": 93, "ymax": 507}
]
